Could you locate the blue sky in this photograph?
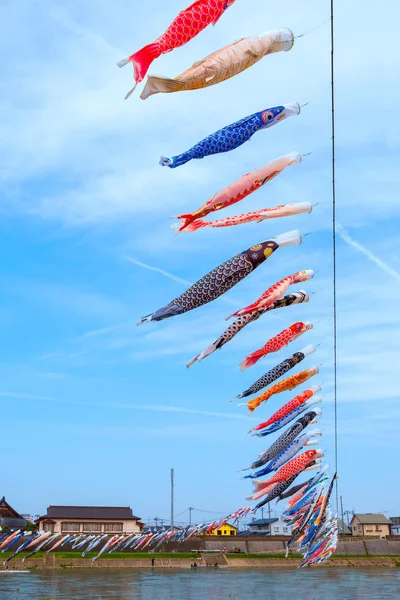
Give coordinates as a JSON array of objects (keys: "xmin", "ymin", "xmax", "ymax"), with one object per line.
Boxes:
[{"xmin": 1, "ymin": 0, "xmax": 400, "ymax": 526}]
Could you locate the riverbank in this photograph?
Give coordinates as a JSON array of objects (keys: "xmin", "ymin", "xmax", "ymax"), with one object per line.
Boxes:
[{"xmin": 1, "ymin": 552, "xmax": 400, "ymax": 571}]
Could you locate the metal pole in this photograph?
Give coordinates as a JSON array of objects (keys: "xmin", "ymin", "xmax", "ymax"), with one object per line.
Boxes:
[
  {"xmin": 340, "ymin": 496, "xmax": 344, "ymax": 532},
  {"xmin": 268, "ymin": 504, "xmax": 271, "ymax": 536},
  {"xmin": 189, "ymin": 507, "xmax": 194, "ymax": 526},
  {"xmin": 171, "ymin": 469, "xmax": 174, "ymax": 528}
]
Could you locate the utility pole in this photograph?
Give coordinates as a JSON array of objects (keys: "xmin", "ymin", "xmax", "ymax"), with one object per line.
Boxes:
[
  {"xmin": 340, "ymin": 496, "xmax": 344, "ymax": 532},
  {"xmin": 261, "ymin": 508, "xmax": 264, "ymax": 519},
  {"xmin": 189, "ymin": 507, "xmax": 194, "ymax": 526},
  {"xmin": 171, "ymin": 468, "xmax": 175, "ymax": 528},
  {"xmin": 155, "ymin": 516, "xmax": 159, "ymax": 528}
]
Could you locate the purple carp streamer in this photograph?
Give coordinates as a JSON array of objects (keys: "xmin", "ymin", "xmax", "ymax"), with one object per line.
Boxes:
[
  {"xmin": 138, "ymin": 230, "xmax": 302, "ymax": 325},
  {"xmin": 186, "ymin": 291, "xmax": 309, "ymax": 367}
]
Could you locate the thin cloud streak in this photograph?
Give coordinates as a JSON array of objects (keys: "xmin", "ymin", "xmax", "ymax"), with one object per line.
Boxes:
[
  {"xmin": 337, "ymin": 224, "xmax": 400, "ymax": 283},
  {"xmin": 107, "ymin": 402, "xmax": 254, "ymax": 422},
  {"xmin": 125, "ymin": 256, "xmax": 192, "ymax": 286}
]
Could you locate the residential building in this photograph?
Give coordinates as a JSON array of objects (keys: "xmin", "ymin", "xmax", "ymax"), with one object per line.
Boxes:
[
  {"xmin": 37, "ymin": 505, "xmax": 144, "ymax": 535},
  {"xmin": 0, "ymin": 497, "xmax": 28, "ymax": 529},
  {"xmin": 389, "ymin": 517, "xmax": 400, "ymax": 536},
  {"xmin": 202, "ymin": 523, "xmax": 237, "ymax": 536},
  {"xmin": 248, "ymin": 518, "xmax": 290, "ymax": 536},
  {"xmin": 350, "ymin": 514, "xmax": 391, "ymax": 538}
]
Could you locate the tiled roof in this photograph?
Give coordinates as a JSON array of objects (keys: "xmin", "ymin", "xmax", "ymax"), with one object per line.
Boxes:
[
  {"xmin": 0, "ymin": 496, "xmax": 24, "ymax": 520},
  {"xmin": 249, "ymin": 518, "xmax": 278, "ymax": 526},
  {"xmin": 40, "ymin": 505, "xmax": 141, "ymax": 520},
  {"xmin": 352, "ymin": 513, "xmax": 391, "ymax": 525}
]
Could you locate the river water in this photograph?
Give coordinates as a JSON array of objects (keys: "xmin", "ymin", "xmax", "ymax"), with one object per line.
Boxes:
[{"xmin": 0, "ymin": 568, "xmax": 399, "ymax": 599}]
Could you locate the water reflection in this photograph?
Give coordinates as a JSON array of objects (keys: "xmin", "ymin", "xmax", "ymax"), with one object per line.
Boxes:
[{"xmin": 0, "ymin": 568, "xmax": 399, "ymax": 600}]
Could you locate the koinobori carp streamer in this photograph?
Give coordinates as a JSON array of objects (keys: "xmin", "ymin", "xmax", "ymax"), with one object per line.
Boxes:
[
  {"xmin": 187, "ymin": 291, "xmax": 309, "ymax": 367},
  {"xmin": 137, "ymin": 230, "xmax": 302, "ymax": 325},
  {"xmin": 227, "ymin": 270, "xmax": 314, "ymax": 320},
  {"xmin": 243, "ymin": 366, "xmax": 320, "ymax": 413},
  {"xmin": 118, "ymin": 0, "xmax": 238, "ymax": 98},
  {"xmin": 174, "ymin": 152, "xmax": 303, "ymax": 232},
  {"xmin": 160, "ymin": 102, "xmax": 300, "ymax": 168},
  {"xmin": 235, "ymin": 344, "xmax": 316, "ymax": 400},
  {"xmin": 141, "ymin": 29, "xmax": 294, "ymax": 99},
  {"xmin": 240, "ymin": 321, "xmax": 314, "ymax": 371},
  {"xmin": 174, "ymin": 202, "xmax": 312, "ymax": 234}
]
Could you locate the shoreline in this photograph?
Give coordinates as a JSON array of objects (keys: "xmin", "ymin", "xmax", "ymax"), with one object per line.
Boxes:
[{"xmin": 1, "ymin": 555, "xmax": 399, "ymax": 571}]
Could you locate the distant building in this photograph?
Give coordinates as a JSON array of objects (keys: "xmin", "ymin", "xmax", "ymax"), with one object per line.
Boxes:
[
  {"xmin": 21, "ymin": 514, "xmax": 40, "ymax": 525},
  {"xmin": 389, "ymin": 517, "xmax": 400, "ymax": 536},
  {"xmin": 337, "ymin": 519, "xmax": 351, "ymax": 536},
  {"xmin": 350, "ymin": 514, "xmax": 391, "ymax": 538},
  {"xmin": 202, "ymin": 523, "xmax": 237, "ymax": 536},
  {"xmin": 37, "ymin": 505, "xmax": 144, "ymax": 535},
  {"xmin": 0, "ymin": 497, "xmax": 28, "ymax": 529},
  {"xmin": 248, "ymin": 518, "xmax": 290, "ymax": 536}
]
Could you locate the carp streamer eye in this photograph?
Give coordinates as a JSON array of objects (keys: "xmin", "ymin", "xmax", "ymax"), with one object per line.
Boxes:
[{"xmin": 262, "ymin": 111, "xmax": 275, "ymax": 123}]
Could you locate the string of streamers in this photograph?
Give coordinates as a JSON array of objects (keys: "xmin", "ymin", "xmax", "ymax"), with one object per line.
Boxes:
[{"xmin": 330, "ymin": 0, "xmax": 340, "ymax": 518}]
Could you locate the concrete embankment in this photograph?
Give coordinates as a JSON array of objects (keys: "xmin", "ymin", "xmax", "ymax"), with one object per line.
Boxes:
[{"xmin": 1, "ymin": 555, "xmax": 399, "ymax": 571}]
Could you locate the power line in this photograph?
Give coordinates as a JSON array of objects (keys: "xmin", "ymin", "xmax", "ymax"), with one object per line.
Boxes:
[{"xmin": 330, "ymin": 0, "xmax": 339, "ymax": 518}]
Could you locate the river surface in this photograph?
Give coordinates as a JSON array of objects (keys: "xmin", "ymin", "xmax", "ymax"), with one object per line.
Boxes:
[{"xmin": 0, "ymin": 568, "xmax": 399, "ymax": 599}]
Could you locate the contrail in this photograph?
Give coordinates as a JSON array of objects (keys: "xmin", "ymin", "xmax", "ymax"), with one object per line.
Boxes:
[
  {"xmin": 337, "ymin": 224, "xmax": 400, "ymax": 283},
  {"xmin": 125, "ymin": 256, "xmax": 192, "ymax": 286},
  {"xmin": 125, "ymin": 256, "xmax": 240, "ymax": 307}
]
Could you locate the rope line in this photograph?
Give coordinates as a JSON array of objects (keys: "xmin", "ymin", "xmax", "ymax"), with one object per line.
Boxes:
[{"xmin": 330, "ymin": 0, "xmax": 340, "ymax": 518}]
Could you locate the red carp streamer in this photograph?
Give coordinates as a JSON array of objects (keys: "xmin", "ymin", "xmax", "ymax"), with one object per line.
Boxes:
[
  {"xmin": 227, "ymin": 270, "xmax": 314, "ymax": 320},
  {"xmin": 240, "ymin": 321, "xmax": 313, "ymax": 371},
  {"xmin": 118, "ymin": 0, "xmax": 237, "ymax": 98}
]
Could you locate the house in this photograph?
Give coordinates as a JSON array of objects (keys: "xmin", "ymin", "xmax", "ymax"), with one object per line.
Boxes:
[
  {"xmin": 0, "ymin": 497, "xmax": 28, "ymax": 529},
  {"xmin": 37, "ymin": 505, "xmax": 144, "ymax": 535},
  {"xmin": 389, "ymin": 517, "xmax": 400, "ymax": 536},
  {"xmin": 202, "ymin": 523, "xmax": 237, "ymax": 536},
  {"xmin": 248, "ymin": 518, "xmax": 290, "ymax": 536},
  {"xmin": 350, "ymin": 514, "xmax": 391, "ymax": 538}
]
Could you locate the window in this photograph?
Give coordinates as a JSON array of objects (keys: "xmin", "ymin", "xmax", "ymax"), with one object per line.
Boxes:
[
  {"xmin": 217, "ymin": 530, "xmax": 222, "ymax": 536},
  {"xmin": 43, "ymin": 523, "xmax": 54, "ymax": 533},
  {"xmin": 375, "ymin": 526, "xmax": 382, "ymax": 531},
  {"xmin": 83, "ymin": 523, "xmax": 101, "ymax": 532},
  {"xmin": 224, "ymin": 531, "xmax": 227, "ymax": 535},
  {"xmin": 283, "ymin": 527, "xmax": 288, "ymax": 533},
  {"xmin": 61, "ymin": 522, "xmax": 80, "ymax": 532},
  {"xmin": 274, "ymin": 527, "xmax": 280, "ymax": 532},
  {"xmin": 230, "ymin": 531, "xmax": 235, "ymax": 536},
  {"xmin": 104, "ymin": 523, "xmax": 123, "ymax": 533}
]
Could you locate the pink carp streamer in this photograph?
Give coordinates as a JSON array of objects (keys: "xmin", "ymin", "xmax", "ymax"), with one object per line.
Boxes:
[
  {"xmin": 227, "ymin": 270, "xmax": 314, "ymax": 320},
  {"xmin": 240, "ymin": 321, "xmax": 313, "ymax": 371},
  {"xmin": 173, "ymin": 202, "xmax": 312, "ymax": 233},
  {"xmin": 174, "ymin": 152, "xmax": 302, "ymax": 232}
]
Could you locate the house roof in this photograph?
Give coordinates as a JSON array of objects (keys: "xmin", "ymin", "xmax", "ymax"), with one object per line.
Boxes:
[
  {"xmin": 351, "ymin": 513, "xmax": 391, "ymax": 525},
  {"xmin": 0, "ymin": 496, "xmax": 24, "ymax": 520},
  {"xmin": 250, "ymin": 518, "xmax": 279, "ymax": 526},
  {"xmin": 39, "ymin": 505, "xmax": 141, "ymax": 521}
]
